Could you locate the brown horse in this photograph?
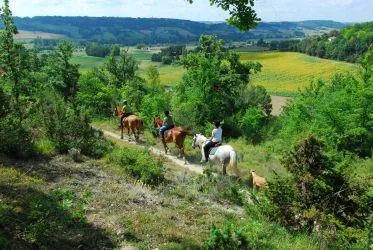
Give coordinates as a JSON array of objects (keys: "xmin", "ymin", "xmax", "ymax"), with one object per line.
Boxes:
[
  {"xmin": 114, "ymin": 107, "xmax": 143, "ymax": 141},
  {"xmin": 153, "ymin": 116, "xmax": 193, "ymax": 160}
]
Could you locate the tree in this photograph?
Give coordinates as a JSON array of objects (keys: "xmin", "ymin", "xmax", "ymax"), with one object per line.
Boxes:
[
  {"xmin": 42, "ymin": 41, "xmax": 80, "ymax": 99},
  {"xmin": 146, "ymin": 65, "xmax": 160, "ymax": 88},
  {"xmin": 187, "ymin": 0, "xmax": 260, "ymax": 31},
  {"xmin": 173, "ymin": 35, "xmax": 261, "ymax": 130},
  {"xmin": 103, "ymin": 48, "xmax": 138, "ymax": 88}
]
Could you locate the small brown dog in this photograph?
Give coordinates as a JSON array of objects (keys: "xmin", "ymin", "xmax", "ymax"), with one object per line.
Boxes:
[{"xmin": 251, "ymin": 170, "xmax": 267, "ymax": 190}]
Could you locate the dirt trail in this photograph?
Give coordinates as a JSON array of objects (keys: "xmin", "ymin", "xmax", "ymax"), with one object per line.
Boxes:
[
  {"xmin": 100, "ymin": 129, "xmax": 204, "ymax": 175},
  {"xmin": 271, "ymin": 95, "xmax": 292, "ymax": 116}
]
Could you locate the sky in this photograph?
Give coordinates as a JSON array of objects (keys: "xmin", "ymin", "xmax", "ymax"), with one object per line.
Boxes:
[{"xmin": 9, "ymin": 0, "xmax": 373, "ymax": 23}]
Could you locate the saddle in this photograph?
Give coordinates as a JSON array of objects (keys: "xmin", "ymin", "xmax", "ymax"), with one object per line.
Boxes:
[{"xmin": 208, "ymin": 142, "xmax": 222, "ymax": 156}]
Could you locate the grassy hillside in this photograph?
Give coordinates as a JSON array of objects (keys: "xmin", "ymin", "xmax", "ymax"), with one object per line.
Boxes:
[
  {"xmin": 10, "ymin": 17, "xmax": 347, "ymax": 45},
  {"xmin": 240, "ymin": 52, "xmax": 357, "ymax": 93}
]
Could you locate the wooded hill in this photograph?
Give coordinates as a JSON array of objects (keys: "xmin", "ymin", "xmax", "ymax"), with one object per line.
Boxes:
[{"xmin": 10, "ymin": 16, "xmax": 347, "ymax": 45}]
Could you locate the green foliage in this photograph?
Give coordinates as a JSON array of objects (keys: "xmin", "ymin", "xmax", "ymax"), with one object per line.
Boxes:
[
  {"xmin": 281, "ymin": 73, "xmax": 372, "ymax": 158},
  {"xmin": 77, "ymin": 72, "xmax": 117, "ymax": 117},
  {"xmin": 146, "ymin": 65, "xmax": 160, "ymax": 87},
  {"xmin": 194, "ymin": 175, "xmax": 246, "ymax": 206},
  {"xmin": 108, "ymin": 147, "xmax": 165, "ymax": 185},
  {"xmin": 140, "ymin": 89, "xmax": 170, "ymax": 126},
  {"xmin": 267, "ymin": 136, "xmax": 371, "ymax": 244},
  {"xmin": 85, "ymin": 43, "xmax": 119, "ymax": 57},
  {"xmin": 0, "ymin": 112, "xmax": 34, "ymax": 157},
  {"xmin": 239, "ymin": 107, "xmax": 265, "ymax": 143},
  {"xmin": 151, "ymin": 45, "xmax": 185, "ymax": 65},
  {"xmin": 103, "ymin": 48, "xmax": 138, "ymax": 88},
  {"xmin": 40, "ymin": 91, "xmax": 112, "ymax": 157},
  {"xmin": 11, "ymin": 17, "xmax": 345, "ymax": 44},
  {"xmin": 42, "ymin": 41, "xmax": 80, "ymax": 98},
  {"xmin": 268, "ymin": 22, "xmax": 373, "ymax": 63},
  {"xmin": 244, "ymin": 85, "xmax": 272, "ymax": 116},
  {"xmin": 204, "ymin": 224, "xmax": 248, "ymax": 250},
  {"xmin": 188, "ymin": 0, "xmax": 260, "ymax": 31},
  {"xmin": 173, "ymin": 35, "xmax": 261, "ymax": 131}
]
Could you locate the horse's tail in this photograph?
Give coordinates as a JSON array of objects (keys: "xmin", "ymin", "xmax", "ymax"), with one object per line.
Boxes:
[{"xmin": 229, "ymin": 150, "xmax": 240, "ymax": 177}]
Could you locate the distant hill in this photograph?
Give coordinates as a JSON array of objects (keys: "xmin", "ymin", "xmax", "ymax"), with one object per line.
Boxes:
[{"xmin": 10, "ymin": 16, "xmax": 348, "ymax": 45}]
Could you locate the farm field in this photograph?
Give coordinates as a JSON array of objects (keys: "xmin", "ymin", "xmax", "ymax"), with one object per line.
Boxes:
[
  {"xmin": 240, "ymin": 51, "xmax": 357, "ymax": 93},
  {"xmin": 15, "ymin": 30, "xmax": 66, "ymax": 40},
  {"xmin": 72, "ymin": 50, "xmax": 357, "ymax": 94}
]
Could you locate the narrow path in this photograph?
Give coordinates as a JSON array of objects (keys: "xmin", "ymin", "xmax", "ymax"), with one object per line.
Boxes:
[
  {"xmin": 100, "ymin": 129, "xmax": 204, "ymax": 175},
  {"xmin": 271, "ymin": 95, "xmax": 292, "ymax": 116}
]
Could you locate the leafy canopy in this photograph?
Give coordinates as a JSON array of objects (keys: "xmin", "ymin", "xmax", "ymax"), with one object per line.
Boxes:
[{"xmin": 187, "ymin": 0, "xmax": 260, "ymax": 31}]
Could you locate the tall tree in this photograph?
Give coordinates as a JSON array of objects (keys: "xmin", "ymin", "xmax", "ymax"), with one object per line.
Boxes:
[
  {"xmin": 187, "ymin": 0, "xmax": 260, "ymax": 31},
  {"xmin": 0, "ymin": 0, "xmax": 30, "ymax": 120},
  {"xmin": 173, "ymin": 35, "xmax": 261, "ymax": 130},
  {"xmin": 42, "ymin": 41, "xmax": 80, "ymax": 99}
]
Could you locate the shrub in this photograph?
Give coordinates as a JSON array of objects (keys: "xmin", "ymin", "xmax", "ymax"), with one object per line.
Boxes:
[
  {"xmin": 77, "ymin": 73, "xmax": 117, "ymax": 118},
  {"xmin": 238, "ymin": 106, "xmax": 265, "ymax": 143},
  {"xmin": 108, "ymin": 147, "xmax": 165, "ymax": 185},
  {"xmin": 41, "ymin": 92, "xmax": 112, "ymax": 157},
  {"xmin": 267, "ymin": 135, "xmax": 371, "ymax": 243},
  {"xmin": 204, "ymin": 224, "xmax": 248, "ymax": 250},
  {"xmin": 0, "ymin": 113, "xmax": 34, "ymax": 157}
]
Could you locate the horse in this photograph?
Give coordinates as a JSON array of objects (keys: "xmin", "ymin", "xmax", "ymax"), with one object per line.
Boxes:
[
  {"xmin": 114, "ymin": 107, "xmax": 143, "ymax": 141},
  {"xmin": 192, "ymin": 133, "xmax": 239, "ymax": 176},
  {"xmin": 153, "ymin": 116, "xmax": 193, "ymax": 160}
]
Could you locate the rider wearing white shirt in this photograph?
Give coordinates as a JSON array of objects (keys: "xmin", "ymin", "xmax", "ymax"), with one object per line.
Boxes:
[{"xmin": 202, "ymin": 120, "xmax": 222, "ymax": 163}]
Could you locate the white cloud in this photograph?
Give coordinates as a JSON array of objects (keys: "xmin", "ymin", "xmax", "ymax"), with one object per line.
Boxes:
[{"xmin": 8, "ymin": 0, "xmax": 373, "ymax": 22}]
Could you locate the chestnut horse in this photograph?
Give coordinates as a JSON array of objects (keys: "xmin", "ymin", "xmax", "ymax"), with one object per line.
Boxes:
[
  {"xmin": 153, "ymin": 116, "xmax": 193, "ymax": 160},
  {"xmin": 114, "ymin": 107, "xmax": 143, "ymax": 141}
]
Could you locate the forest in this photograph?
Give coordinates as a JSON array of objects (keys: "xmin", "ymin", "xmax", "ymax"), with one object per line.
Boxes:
[
  {"xmin": 0, "ymin": 0, "xmax": 372, "ymax": 249},
  {"xmin": 262, "ymin": 22, "xmax": 373, "ymax": 63},
  {"xmin": 7, "ymin": 16, "xmax": 347, "ymax": 45}
]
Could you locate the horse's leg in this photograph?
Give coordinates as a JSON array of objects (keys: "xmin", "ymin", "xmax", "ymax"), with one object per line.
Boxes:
[
  {"xmin": 120, "ymin": 122, "xmax": 124, "ymax": 140},
  {"xmin": 222, "ymin": 161, "xmax": 227, "ymax": 175},
  {"xmin": 162, "ymin": 139, "xmax": 168, "ymax": 154}
]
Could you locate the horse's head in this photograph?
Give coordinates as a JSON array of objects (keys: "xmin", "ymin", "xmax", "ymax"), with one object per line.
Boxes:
[
  {"xmin": 192, "ymin": 133, "xmax": 205, "ymax": 149},
  {"xmin": 114, "ymin": 107, "xmax": 123, "ymax": 117},
  {"xmin": 153, "ymin": 116, "xmax": 163, "ymax": 128}
]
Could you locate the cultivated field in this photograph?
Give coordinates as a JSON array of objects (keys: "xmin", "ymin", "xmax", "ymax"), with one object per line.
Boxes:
[
  {"xmin": 73, "ymin": 49, "xmax": 358, "ymax": 94},
  {"xmin": 240, "ymin": 51, "xmax": 357, "ymax": 93},
  {"xmin": 15, "ymin": 30, "xmax": 66, "ymax": 40}
]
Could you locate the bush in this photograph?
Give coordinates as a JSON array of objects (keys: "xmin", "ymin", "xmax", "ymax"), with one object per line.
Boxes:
[
  {"xmin": 0, "ymin": 113, "xmax": 34, "ymax": 157},
  {"xmin": 41, "ymin": 92, "xmax": 112, "ymax": 157},
  {"xmin": 77, "ymin": 73, "xmax": 117, "ymax": 118},
  {"xmin": 108, "ymin": 147, "xmax": 165, "ymax": 185},
  {"xmin": 280, "ymin": 74, "xmax": 372, "ymax": 158},
  {"xmin": 267, "ymin": 135, "xmax": 371, "ymax": 244},
  {"xmin": 239, "ymin": 107, "xmax": 265, "ymax": 143},
  {"xmin": 204, "ymin": 224, "xmax": 248, "ymax": 250}
]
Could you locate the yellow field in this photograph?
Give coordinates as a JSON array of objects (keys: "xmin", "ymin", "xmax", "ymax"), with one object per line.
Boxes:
[
  {"xmin": 76, "ymin": 50, "xmax": 357, "ymax": 93},
  {"xmin": 240, "ymin": 52, "xmax": 357, "ymax": 93}
]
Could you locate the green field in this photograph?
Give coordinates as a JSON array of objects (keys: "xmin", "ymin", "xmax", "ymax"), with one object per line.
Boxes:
[
  {"xmin": 72, "ymin": 50, "xmax": 357, "ymax": 93},
  {"xmin": 71, "ymin": 54, "xmax": 105, "ymax": 71},
  {"xmin": 240, "ymin": 52, "xmax": 357, "ymax": 93}
]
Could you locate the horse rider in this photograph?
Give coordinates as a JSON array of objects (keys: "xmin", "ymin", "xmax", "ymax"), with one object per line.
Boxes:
[
  {"xmin": 159, "ymin": 110, "xmax": 175, "ymax": 140},
  {"xmin": 120, "ymin": 100, "xmax": 131, "ymax": 127},
  {"xmin": 202, "ymin": 120, "xmax": 223, "ymax": 163}
]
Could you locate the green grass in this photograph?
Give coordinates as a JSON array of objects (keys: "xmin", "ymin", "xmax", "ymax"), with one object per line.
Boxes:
[
  {"xmin": 71, "ymin": 55, "xmax": 105, "ymax": 72},
  {"xmin": 240, "ymin": 51, "xmax": 358, "ymax": 93}
]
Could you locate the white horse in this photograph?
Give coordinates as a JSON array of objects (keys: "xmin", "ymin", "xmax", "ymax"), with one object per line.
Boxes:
[{"xmin": 192, "ymin": 133, "xmax": 239, "ymax": 176}]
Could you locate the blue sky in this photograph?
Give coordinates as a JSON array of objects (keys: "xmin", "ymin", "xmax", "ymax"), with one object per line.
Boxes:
[{"xmin": 10, "ymin": 0, "xmax": 373, "ymax": 22}]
